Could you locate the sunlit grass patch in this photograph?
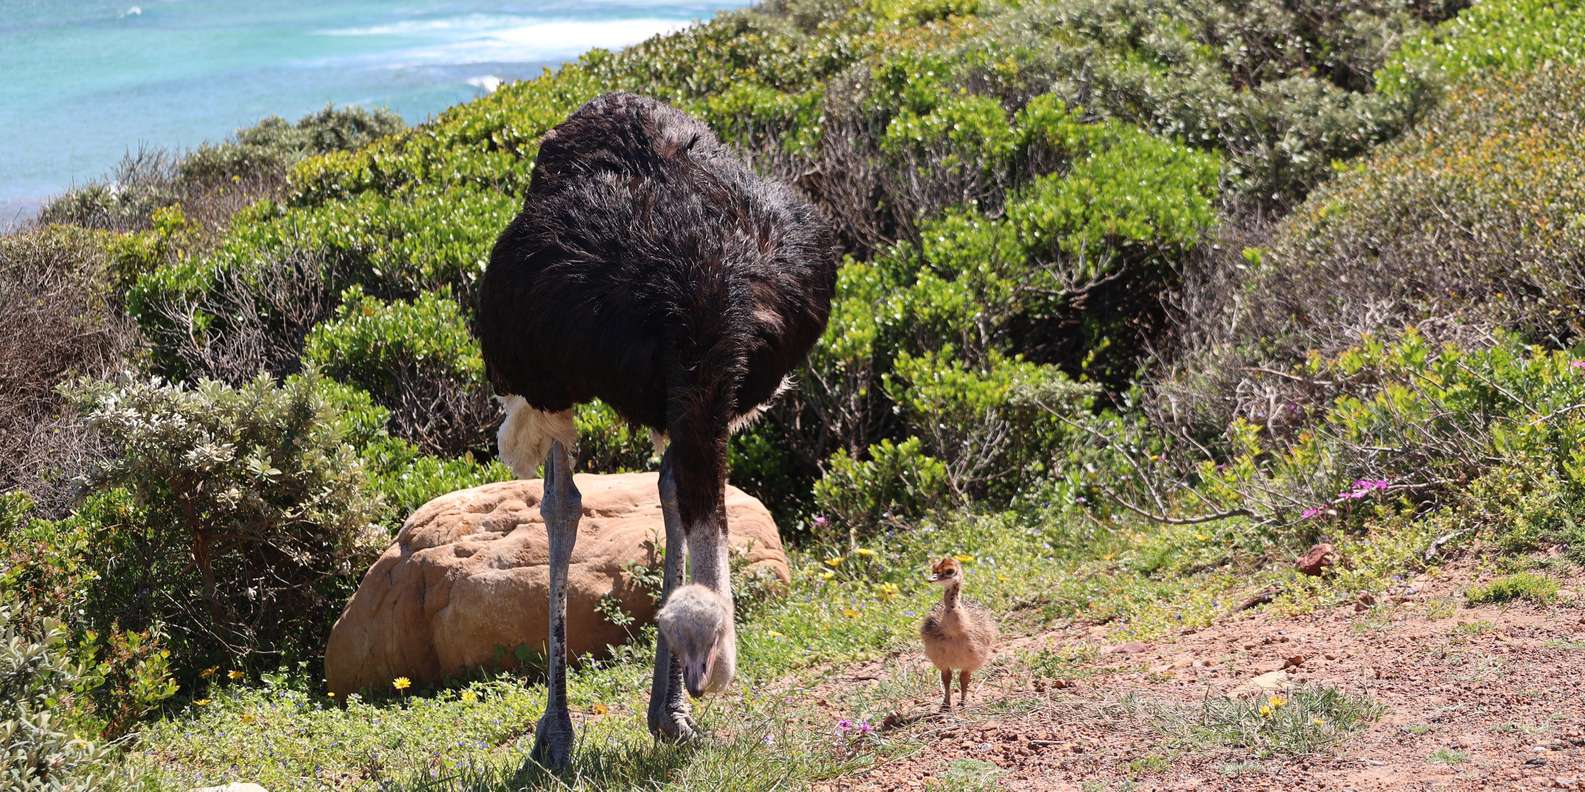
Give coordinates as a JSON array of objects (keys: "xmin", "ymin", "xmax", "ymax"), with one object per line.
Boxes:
[
  {"xmin": 1465, "ymin": 572, "xmax": 1559, "ymax": 606},
  {"xmin": 1157, "ymin": 686, "xmax": 1383, "ymax": 758}
]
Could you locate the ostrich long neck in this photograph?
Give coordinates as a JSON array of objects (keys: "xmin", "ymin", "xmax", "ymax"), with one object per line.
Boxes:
[{"xmin": 941, "ymin": 580, "xmax": 961, "ymax": 611}]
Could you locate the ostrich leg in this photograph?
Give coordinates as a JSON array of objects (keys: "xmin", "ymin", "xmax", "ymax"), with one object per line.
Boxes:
[
  {"xmin": 647, "ymin": 447, "xmax": 696, "ymax": 740},
  {"xmin": 530, "ymin": 441, "xmax": 580, "ymax": 773}
]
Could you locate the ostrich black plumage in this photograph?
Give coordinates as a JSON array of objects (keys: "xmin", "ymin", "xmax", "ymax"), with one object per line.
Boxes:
[{"xmin": 477, "ymin": 92, "xmax": 838, "ymax": 771}]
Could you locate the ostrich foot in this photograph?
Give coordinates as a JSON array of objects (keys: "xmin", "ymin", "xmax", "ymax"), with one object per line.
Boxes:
[
  {"xmin": 647, "ymin": 653, "xmax": 698, "ymax": 742},
  {"xmin": 650, "ymin": 704, "xmax": 698, "ymax": 742},
  {"xmin": 530, "ymin": 708, "xmax": 575, "ymax": 773}
]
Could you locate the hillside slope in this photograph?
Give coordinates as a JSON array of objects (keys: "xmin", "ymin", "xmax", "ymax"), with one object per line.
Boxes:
[{"xmin": 8, "ymin": 0, "xmax": 1585, "ymax": 788}]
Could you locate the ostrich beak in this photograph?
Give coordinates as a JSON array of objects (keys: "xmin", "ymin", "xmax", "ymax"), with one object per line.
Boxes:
[{"xmin": 684, "ymin": 643, "xmax": 721, "ymax": 698}]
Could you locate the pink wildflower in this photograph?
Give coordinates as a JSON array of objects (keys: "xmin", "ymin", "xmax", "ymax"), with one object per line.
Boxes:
[
  {"xmin": 835, "ymin": 719, "xmax": 852, "ymax": 735},
  {"xmin": 1301, "ymin": 507, "xmax": 1324, "ymax": 520}
]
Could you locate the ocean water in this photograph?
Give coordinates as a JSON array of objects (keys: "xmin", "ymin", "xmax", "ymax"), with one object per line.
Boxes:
[{"xmin": 0, "ymin": 0, "xmax": 750, "ymax": 228}]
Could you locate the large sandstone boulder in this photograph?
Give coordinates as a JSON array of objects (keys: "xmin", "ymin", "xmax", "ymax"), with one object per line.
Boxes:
[{"xmin": 325, "ymin": 473, "xmax": 787, "ymax": 696}]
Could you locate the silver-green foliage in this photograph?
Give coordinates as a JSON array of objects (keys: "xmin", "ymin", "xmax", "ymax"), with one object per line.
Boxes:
[{"xmin": 0, "ymin": 608, "xmax": 117, "ymax": 791}]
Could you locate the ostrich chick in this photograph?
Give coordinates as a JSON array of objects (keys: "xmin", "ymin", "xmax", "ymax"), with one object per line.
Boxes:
[{"xmin": 920, "ymin": 556, "xmax": 998, "ymax": 712}]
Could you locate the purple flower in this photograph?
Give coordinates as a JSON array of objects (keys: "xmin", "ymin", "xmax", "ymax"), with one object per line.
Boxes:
[
  {"xmin": 1571, "ymin": 360, "xmax": 1585, "ymax": 372},
  {"xmin": 858, "ymin": 720, "xmax": 873, "ymax": 736},
  {"xmin": 836, "ymin": 719, "xmax": 852, "ymax": 735},
  {"xmin": 1301, "ymin": 507, "xmax": 1324, "ymax": 520},
  {"xmin": 762, "ymin": 734, "xmax": 775, "ymax": 746},
  {"xmin": 1339, "ymin": 478, "xmax": 1389, "ymax": 500},
  {"xmin": 813, "ymin": 515, "xmax": 829, "ymax": 528}
]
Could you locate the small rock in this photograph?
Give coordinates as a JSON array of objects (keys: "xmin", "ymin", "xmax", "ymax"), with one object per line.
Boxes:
[
  {"xmin": 1109, "ymin": 640, "xmax": 1149, "ymax": 655},
  {"xmin": 1230, "ymin": 669, "xmax": 1291, "ymax": 696},
  {"xmin": 1282, "ymin": 654, "xmax": 1306, "ymax": 670},
  {"xmin": 1296, "ymin": 543, "xmax": 1338, "ymax": 575},
  {"xmin": 1529, "ymin": 757, "xmax": 1548, "ymax": 767}
]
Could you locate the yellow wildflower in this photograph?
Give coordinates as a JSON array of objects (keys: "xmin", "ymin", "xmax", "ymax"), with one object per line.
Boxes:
[
  {"xmin": 327, "ymin": 691, "xmax": 336, "ymax": 698},
  {"xmin": 1259, "ymin": 704, "xmax": 1273, "ymax": 719},
  {"xmin": 592, "ymin": 703, "xmax": 609, "ymax": 716},
  {"xmin": 954, "ymin": 554, "xmax": 975, "ymax": 564},
  {"xmin": 842, "ymin": 608, "xmax": 861, "ymax": 619},
  {"xmin": 853, "ymin": 548, "xmax": 876, "ymax": 558},
  {"xmin": 874, "ymin": 582, "xmax": 899, "ymax": 603},
  {"xmin": 200, "ymin": 666, "xmax": 218, "ymax": 679},
  {"xmin": 460, "ymin": 690, "xmax": 478, "ymax": 704},
  {"xmin": 1311, "ymin": 717, "xmax": 1326, "ymax": 727},
  {"xmin": 821, "ymin": 571, "xmax": 836, "ymax": 581},
  {"xmin": 393, "ymin": 676, "xmax": 412, "ymax": 692},
  {"xmin": 194, "ymin": 698, "xmax": 210, "ymax": 706},
  {"xmin": 227, "ymin": 670, "xmax": 244, "ymax": 681},
  {"xmin": 824, "ymin": 556, "xmax": 845, "ymax": 568},
  {"xmin": 1267, "ymin": 694, "xmax": 1287, "ymax": 709}
]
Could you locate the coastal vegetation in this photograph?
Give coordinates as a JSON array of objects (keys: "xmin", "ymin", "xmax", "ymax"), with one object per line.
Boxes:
[{"xmin": 5, "ymin": 0, "xmax": 1585, "ymax": 787}]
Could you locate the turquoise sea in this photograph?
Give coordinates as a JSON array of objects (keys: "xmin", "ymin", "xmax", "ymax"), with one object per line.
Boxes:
[{"xmin": 0, "ymin": 0, "xmax": 749, "ymax": 228}]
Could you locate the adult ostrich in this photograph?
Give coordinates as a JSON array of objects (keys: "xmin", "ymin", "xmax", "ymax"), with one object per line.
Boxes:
[{"xmin": 476, "ymin": 92, "xmax": 838, "ymax": 771}]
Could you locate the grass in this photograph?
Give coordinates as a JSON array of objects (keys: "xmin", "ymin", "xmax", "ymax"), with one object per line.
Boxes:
[
  {"xmin": 925, "ymin": 758, "xmax": 1003, "ymax": 791},
  {"xmin": 1465, "ymin": 573, "xmax": 1560, "ymax": 606},
  {"xmin": 116, "ymin": 493, "xmax": 1456, "ymax": 789},
  {"xmin": 1156, "ymin": 687, "xmax": 1384, "ymax": 759},
  {"xmin": 121, "ymin": 504, "xmax": 1209, "ymax": 789},
  {"xmin": 1428, "ymin": 747, "xmax": 1468, "ymax": 765}
]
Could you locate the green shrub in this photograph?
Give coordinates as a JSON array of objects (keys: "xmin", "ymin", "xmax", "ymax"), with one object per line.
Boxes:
[
  {"xmin": 811, "ymin": 437, "xmax": 951, "ymax": 544},
  {"xmin": 178, "ymin": 105, "xmax": 404, "ymax": 189},
  {"xmin": 574, "ymin": 401, "xmax": 659, "ymax": 474},
  {"xmin": 1381, "ymin": 0, "xmax": 1585, "ymax": 100},
  {"xmin": 304, "ymin": 286, "xmax": 491, "ymax": 456},
  {"xmin": 1160, "ymin": 65, "xmax": 1585, "ymax": 438},
  {"xmin": 885, "ymin": 349, "xmax": 1093, "ymax": 499},
  {"xmin": 65, "ymin": 374, "xmax": 386, "ymax": 678},
  {"xmin": 0, "ymin": 606, "xmax": 121, "ymax": 790},
  {"xmin": 1132, "ymin": 332, "xmax": 1585, "ymax": 567},
  {"xmin": 1465, "ymin": 573, "xmax": 1560, "ymax": 607}
]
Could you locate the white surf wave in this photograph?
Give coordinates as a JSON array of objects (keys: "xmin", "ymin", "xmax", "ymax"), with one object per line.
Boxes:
[
  {"xmin": 317, "ymin": 14, "xmax": 695, "ymax": 66},
  {"xmin": 467, "ymin": 74, "xmax": 504, "ymax": 93}
]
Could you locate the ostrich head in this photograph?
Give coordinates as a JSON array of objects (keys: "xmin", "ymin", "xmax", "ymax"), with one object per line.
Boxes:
[
  {"xmin": 927, "ymin": 556, "xmax": 963, "ymax": 586},
  {"xmin": 656, "ymin": 583, "xmax": 736, "ymax": 697}
]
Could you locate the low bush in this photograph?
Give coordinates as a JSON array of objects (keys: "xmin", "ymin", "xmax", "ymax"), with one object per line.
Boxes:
[
  {"xmin": 0, "ymin": 226, "xmax": 139, "ymax": 516},
  {"xmin": 305, "ymin": 286, "xmax": 493, "ymax": 456},
  {"xmin": 1158, "ymin": 64, "xmax": 1585, "ymax": 439},
  {"xmin": 0, "ymin": 605, "xmax": 122, "ymax": 790},
  {"xmin": 1380, "ymin": 0, "xmax": 1585, "ymax": 101},
  {"xmin": 885, "ymin": 349, "xmax": 1092, "ymax": 500},
  {"xmin": 1105, "ymin": 332, "xmax": 1585, "ymax": 569},
  {"xmin": 811, "ymin": 437, "xmax": 950, "ymax": 544},
  {"xmin": 65, "ymin": 373, "xmax": 387, "ymax": 679},
  {"xmin": 178, "ymin": 105, "xmax": 404, "ymax": 189}
]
